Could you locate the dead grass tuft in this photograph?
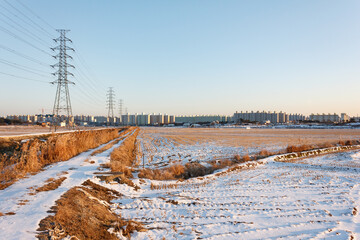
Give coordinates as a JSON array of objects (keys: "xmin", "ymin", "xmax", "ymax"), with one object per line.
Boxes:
[
  {"xmin": 285, "ymin": 140, "xmax": 360, "ymax": 154},
  {"xmin": 242, "ymin": 154, "xmax": 251, "ymax": 162},
  {"xmin": 259, "ymin": 149, "xmax": 270, "ymax": 157},
  {"xmin": 96, "ymin": 173, "xmax": 140, "ymax": 191},
  {"xmin": 286, "ymin": 144, "xmax": 314, "ymax": 153},
  {"xmin": 37, "ymin": 180, "xmax": 144, "ymax": 240},
  {"xmin": 36, "ymin": 177, "xmax": 67, "ymax": 192},
  {"xmin": 140, "ymin": 162, "xmax": 214, "ymax": 180}
]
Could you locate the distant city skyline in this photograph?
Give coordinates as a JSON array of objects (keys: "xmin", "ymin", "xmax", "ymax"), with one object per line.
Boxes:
[{"xmin": 1, "ymin": 1, "xmax": 360, "ymax": 116}]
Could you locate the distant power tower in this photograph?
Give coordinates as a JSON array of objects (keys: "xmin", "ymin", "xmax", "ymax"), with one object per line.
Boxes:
[
  {"xmin": 51, "ymin": 29, "xmax": 75, "ymax": 131},
  {"xmin": 119, "ymin": 99, "xmax": 123, "ymax": 117},
  {"xmin": 107, "ymin": 87, "xmax": 115, "ymax": 125}
]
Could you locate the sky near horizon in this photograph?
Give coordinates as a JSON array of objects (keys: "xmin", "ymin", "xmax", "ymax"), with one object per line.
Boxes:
[{"xmin": 0, "ymin": 0, "xmax": 359, "ymax": 117}]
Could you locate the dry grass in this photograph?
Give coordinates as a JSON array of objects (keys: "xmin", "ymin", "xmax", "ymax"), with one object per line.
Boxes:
[
  {"xmin": 37, "ymin": 179, "xmax": 144, "ymax": 240},
  {"xmin": 141, "ymin": 127, "xmax": 360, "ymax": 151},
  {"xmin": 0, "ymin": 128, "xmax": 124, "ymax": 190},
  {"xmin": 96, "ymin": 173, "xmax": 140, "ymax": 191},
  {"xmin": 140, "ymin": 138, "xmax": 360, "ymax": 181},
  {"xmin": 139, "ymin": 162, "xmax": 217, "ymax": 180},
  {"xmin": 110, "ymin": 127, "xmax": 140, "ymax": 177},
  {"xmin": 90, "ymin": 139, "xmax": 121, "ymax": 156},
  {"xmin": 285, "ymin": 140, "xmax": 360, "ymax": 154},
  {"xmin": 35, "ymin": 177, "xmax": 67, "ymax": 192},
  {"xmin": 139, "ymin": 164, "xmax": 185, "ymax": 180},
  {"xmin": 90, "ymin": 128, "xmax": 133, "ymax": 156}
]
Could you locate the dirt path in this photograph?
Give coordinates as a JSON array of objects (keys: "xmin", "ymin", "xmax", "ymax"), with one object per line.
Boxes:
[{"xmin": 0, "ymin": 129, "xmax": 135, "ymax": 239}]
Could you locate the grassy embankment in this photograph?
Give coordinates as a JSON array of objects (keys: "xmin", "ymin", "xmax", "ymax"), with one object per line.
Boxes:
[
  {"xmin": 109, "ymin": 127, "xmax": 140, "ymax": 176},
  {"xmin": 0, "ymin": 128, "xmax": 125, "ymax": 190}
]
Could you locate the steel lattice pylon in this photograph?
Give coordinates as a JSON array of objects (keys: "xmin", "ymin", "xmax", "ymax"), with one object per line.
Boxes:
[
  {"xmin": 51, "ymin": 29, "xmax": 75, "ymax": 130},
  {"xmin": 107, "ymin": 87, "xmax": 115, "ymax": 125}
]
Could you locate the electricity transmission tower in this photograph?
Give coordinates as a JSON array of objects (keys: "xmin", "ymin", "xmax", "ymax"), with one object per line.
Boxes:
[
  {"xmin": 51, "ymin": 29, "xmax": 75, "ymax": 131},
  {"xmin": 119, "ymin": 99, "xmax": 123, "ymax": 117},
  {"xmin": 119, "ymin": 99, "xmax": 123, "ymax": 125},
  {"xmin": 106, "ymin": 87, "xmax": 115, "ymax": 125}
]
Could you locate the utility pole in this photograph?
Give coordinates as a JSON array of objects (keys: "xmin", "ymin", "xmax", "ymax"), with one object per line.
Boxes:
[
  {"xmin": 51, "ymin": 29, "xmax": 75, "ymax": 131},
  {"xmin": 106, "ymin": 87, "xmax": 115, "ymax": 126}
]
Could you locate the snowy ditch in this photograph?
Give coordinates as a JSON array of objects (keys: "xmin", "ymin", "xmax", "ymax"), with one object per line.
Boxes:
[{"xmin": 116, "ymin": 148, "xmax": 360, "ymax": 239}]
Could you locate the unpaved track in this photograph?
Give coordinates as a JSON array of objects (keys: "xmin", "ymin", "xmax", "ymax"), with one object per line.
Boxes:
[{"xmin": 0, "ymin": 129, "xmax": 135, "ymax": 239}]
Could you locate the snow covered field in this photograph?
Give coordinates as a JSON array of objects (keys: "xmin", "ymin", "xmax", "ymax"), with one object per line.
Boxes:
[
  {"xmin": 117, "ymin": 151, "xmax": 360, "ymax": 239},
  {"xmin": 0, "ymin": 127, "xmax": 360, "ymax": 239},
  {"xmin": 138, "ymin": 127, "xmax": 360, "ymax": 168}
]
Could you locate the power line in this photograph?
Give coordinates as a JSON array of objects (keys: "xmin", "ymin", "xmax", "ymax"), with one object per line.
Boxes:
[
  {"xmin": 73, "ymin": 66, "xmax": 103, "ymax": 97},
  {"xmin": 15, "ymin": 0, "xmax": 56, "ymax": 31},
  {"xmin": 73, "ymin": 75, "xmax": 105, "ymax": 104},
  {"xmin": 72, "ymin": 43, "xmax": 104, "ymax": 90},
  {"xmin": 0, "ymin": 11, "xmax": 52, "ymax": 47},
  {"xmin": 0, "ymin": 71, "xmax": 49, "ymax": 83},
  {"xmin": 0, "ymin": 57, "xmax": 50, "ymax": 74},
  {"xmin": 2, "ymin": 0, "xmax": 55, "ymax": 39},
  {"xmin": 71, "ymin": 79, "xmax": 104, "ymax": 106},
  {"xmin": 0, "ymin": 59, "xmax": 50, "ymax": 78},
  {"xmin": 0, "ymin": 44, "xmax": 50, "ymax": 67},
  {"xmin": 0, "ymin": 25, "xmax": 52, "ymax": 56}
]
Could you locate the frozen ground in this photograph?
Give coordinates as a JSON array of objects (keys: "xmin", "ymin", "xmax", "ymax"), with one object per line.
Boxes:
[
  {"xmin": 1, "ymin": 126, "xmax": 360, "ymax": 239},
  {"xmin": 138, "ymin": 132, "xmax": 281, "ymax": 169},
  {"xmin": 139, "ymin": 133, "xmax": 246, "ymax": 168},
  {"xmin": 138, "ymin": 127, "xmax": 360, "ymax": 169},
  {"xmin": 0, "ymin": 129, "xmax": 135, "ymax": 239},
  {"xmin": 117, "ymin": 151, "xmax": 360, "ymax": 239}
]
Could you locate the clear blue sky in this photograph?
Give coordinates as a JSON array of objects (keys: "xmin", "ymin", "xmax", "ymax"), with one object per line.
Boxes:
[{"xmin": 1, "ymin": 0, "xmax": 359, "ymax": 117}]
